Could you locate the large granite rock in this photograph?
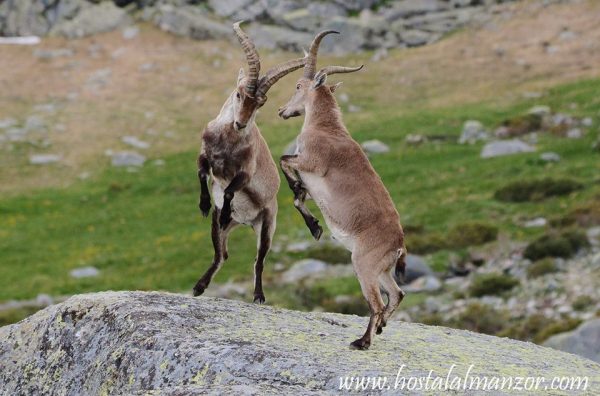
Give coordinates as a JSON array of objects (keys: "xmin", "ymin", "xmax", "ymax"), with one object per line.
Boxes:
[
  {"xmin": 1, "ymin": 291, "xmax": 599, "ymax": 394},
  {"xmin": 544, "ymin": 319, "xmax": 600, "ymax": 364}
]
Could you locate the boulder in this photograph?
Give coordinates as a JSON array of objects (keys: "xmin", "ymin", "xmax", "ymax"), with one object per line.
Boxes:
[
  {"xmin": 208, "ymin": 0, "xmax": 255, "ymax": 18},
  {"xmin": 403, "ymin": 254, "xmax": 434, "ymax": 283},
  {"xmin": 29, "ymin": 154, "xmax": 61, "ymax": 165},
  {"xmin": 281, "ymin": 259, "xmax": 328, "ymax": 283},
  {"xmin": 154, "ymin": 5, "xmax": 230, "ymax": 41},
  {"xmin": 398, "ymin": 29, "xmax": 433, "ymax": 47},
  {"xmin": 361, "ymin": 139, "xmax": 390, "ymax": 154},
  {"xmin": 383, "ymin": 0, "xmax": 449, "ymax": 21},
  {"xmin": 544, "ymin": 319, "xmax": 600, "ymax": 363},
  {"xmin": 480, "ymin": 139, "xmax": 536, "ymax": 158},
  {"xmin": 246, "ymin": 24, "xmax": 312, "ymax": 52},
  {"xmin": 111, "ymin": 151, "xmax": 146, "ymax": 167},
  {"xmin": 1, "ymin": 292, "xmax": 599, "ymax": 394},
  {"xmin": 52, "ymin": 2, "xmax": 129, "ymax": 39},
  {"xmin": 459, "ymin": 120, "xmax": 489, "ymax": 144},
  {"xmin": 540, "ymin": 152, "xmax": 561, "ymax": 162}
]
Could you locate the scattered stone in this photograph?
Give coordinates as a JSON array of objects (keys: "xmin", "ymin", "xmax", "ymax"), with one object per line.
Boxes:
[
  {"xmin": 338, "ymin": 93, "xmax": 349, "ymax": 103},
  {"xmin": 35, "ymin": 294, "xmax": 54, "ymax": 307},
  {"xmin": 86, "ymin": 68, "xmax": 112, "ymax": 90},
  {"xmin": 29, "ymin": 154, "xmax": 61, "ymax": 165},
  {"xmin": 122, "ymin": 136, "xmax": 150, "ymax": 149},
  {"xmin": 527, "ymin": 105, "xmax": 551, "ymax": 116},
  {"xmin": 544, "ymin": 319, "xmax": 600, "ymax": 363},
  {"xmin": 459, "ymin": 120, "xmax": 488, "ymax": 144},
  {"xmin": 540, "ymin": 152, "xmax": 561, "ymax": 162},
  {"xmin": 581, "ymin": 117, "xmax": 593, "ymax": 127},
  {"xmin": 405, "ymin": 134, "xmax": 426, "ymax": 145},
  {"xmin": 5, "ymin": 128, "xmax": 27, "ymax": 142},
  {"xmin": 122, "ymin": 26, "xmax": 139, "ymax": 40},
  {"xmin": 566, "ymin": 128, "xmax": 582, "ymax": 139},
  {"xmin": 347, "ymin": 104, "xmax": 362, "ymax": 113},
  {"xmin": 480, "ymin": 139, "xmax": 535, "ymax": 158},
  {"xmin": 371, "ymin": 48, "xmax": 388, "ymax": 62},
  {"xmin": 25, "ymin": 115, "xmax": 46, "ymax": 131},
  {"xmin": 405, "ymin": 276, "xmax": 442, "ymax": 293},
  {"xmin": 558, "ymin": 29, "xmax": 577, "ymax": 41},
  {"xmin": 0, "ymin": 118, "xmax": 17, "ymax": 129},
  {"xmin": 33, "ymin": 48, "xmax": 74, "ymax": 59},
  {"xmin": 111, "ymin": 151, "xmax": 146, "ymax": 167},
  {"xmin": 281, "ymin": 259, "xmax": 328, "ymax": 283},
  {"xmin": 153, "ymin": 159, "xmax": 165, "ymax": 167},
  {"xmin": 286, "ymin": 241, "xmax": 313, "ymax": 253},
  {"xmin": 523, "ymin": 218, "xmax": 547, "ymax": 228},
  {"xmin": 139, "ymin": 62, "xmax": 157, "ymax": 72},
  {"xmin": 69, "ymin": 266, "xmax": 100, "ymax": 279},
  {"xmin": 361, "ymin": 139, "xmax": 389, "ymax": 154}
]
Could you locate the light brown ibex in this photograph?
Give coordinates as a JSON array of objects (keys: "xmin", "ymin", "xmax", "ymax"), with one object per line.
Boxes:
[
  {"xmin": 194, "ymin": 22, "xmax": 306, "ymax": 303},
  {"xmin": 278, "ymin": 31, "xmax": 406, "ymax": 350}
]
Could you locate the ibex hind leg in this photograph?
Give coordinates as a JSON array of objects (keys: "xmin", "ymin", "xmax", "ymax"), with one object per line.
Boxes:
[
  {"xmin": 251, "ymin": 207, "xmax": 276, "ymax": 304},
  {"xmin": 193, "ymin": 208, "xmax": 238, "ymax": 296},
  {"xmin": 377, "ymin": 269, "xmax": 405, "ymax": 335},
  {"xmin": 350, "ymin": 253, "xmax": 385, "ymax": 350}
]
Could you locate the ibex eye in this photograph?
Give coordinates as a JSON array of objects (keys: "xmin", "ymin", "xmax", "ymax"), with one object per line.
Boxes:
[
  {"xmin": 236, "ymin": 92, "xmax": 241, "ymax": 99},
  {"xmin": 296, "ymin": 84, "xmax": 301, "ymax": 90}
]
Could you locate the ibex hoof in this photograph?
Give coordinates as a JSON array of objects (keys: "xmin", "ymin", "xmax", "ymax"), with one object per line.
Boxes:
[
  {"xmin": 253, "ymin": 294, "xmax": 265, "ymax": 304},
  {"xmin": 199, "ymin": 199, "xmax": 211, "ymax": 217},
  {"xmin": 376, "ymin": 326, "xmax": 383, "ymax": 335},
  {"xmin": 193, "ymin": 282, "xmax": 207, "ymax": 297},
  {"xmin": 350, "ymin": 338, "xmax": 370, "ymax": 350},
  {"xmin": 310, "ymin": 222, "xmax": 323, "ymax": 241}
]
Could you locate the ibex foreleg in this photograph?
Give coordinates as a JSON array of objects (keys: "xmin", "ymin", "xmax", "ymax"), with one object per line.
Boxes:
[
  {"xmin": 198, "ymin": 153, "xmax": 211, "ymax": 217},
  {"xmin": 220, "ymin": 171, "xmax": 250, "ymax": 229},
  {"xmin": 280, "ymin": 155, "xmax": 323, "ymax": 240}
]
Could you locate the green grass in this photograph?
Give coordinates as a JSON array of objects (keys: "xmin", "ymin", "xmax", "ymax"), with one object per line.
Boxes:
[{"xmin": 0, "ymin": 77, "xmax": 599, "ymax": 306}]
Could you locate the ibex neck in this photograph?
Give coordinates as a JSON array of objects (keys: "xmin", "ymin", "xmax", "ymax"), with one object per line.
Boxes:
[{"xmin": 303, "ymin": 87, "xmax": 345, "ymax": 134}]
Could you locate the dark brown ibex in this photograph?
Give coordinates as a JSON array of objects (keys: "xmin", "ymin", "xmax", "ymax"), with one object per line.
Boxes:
[
  {"xmin": 193, "ymin": 22, "xmax": 306, "ymax": 303},
  {"xmin": 278, "ymin": 31, "xmax": 406, "ymax": 350}
]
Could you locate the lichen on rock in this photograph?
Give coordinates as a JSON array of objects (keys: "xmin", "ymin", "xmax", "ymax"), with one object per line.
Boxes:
[{"xmin": 0, "ymin": 291, "xmax": 599, "ymax": 394}]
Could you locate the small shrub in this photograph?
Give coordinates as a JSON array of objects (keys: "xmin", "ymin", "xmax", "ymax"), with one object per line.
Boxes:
[
  {"xmin": 524, "ymin": 230, "xmax": 590, "ymax": 261},
  {"xmin": 560, "ymin": 198, "xmax": 600, "ymax": 227},
  {"xmin": 469, "ymin": 273, "xmax": 519, "ymax": 297},
  {"xmin": 407, "ymin": 232, "xmax": 447, "ymax": 254},
  {"xmin": 0, "ymin": 306, "xmax": 41, "ymax": 326},
  {"xmin": 451, "ymin": 303, "xmax": 507, "ymax": 335},
  {"xmin": 304, "ymin": 243, "xmax": 350, "ymax": 264},
  {"xmin": 497, "ymin": 314, "xmax": 580, "ymax": 343},
  {"xmin": 572, "ymin": 295, "xmax": 594, "ymax": 311},
  {"xmin": 500, "ymin": 113, "xmax": 543, "ymax": 137},
  {"xmin": 535, "ymin": 318, "xmax": 582, "ymax": 343},
  {"xmin": 447, "ymin": 222, "xmax": 498, "ymax": 248},
  {"xmin": 494, "ymin": 178, "xmax": 583, "ymax": 203},
  {"xmin": 526, "ymin": 258, "xmax": 558, "ymax": 279}
]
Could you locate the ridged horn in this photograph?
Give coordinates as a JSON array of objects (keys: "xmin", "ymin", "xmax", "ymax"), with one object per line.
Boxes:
[
  {"xmin": 304, "ymin": 30, "xmax": 339, "ymax": 79},
  {"xmin": 255, "ymin": 56, "xmax": 307, "ymax": 99},
  {"xmin": 314, "ymin": 65, "xmax": 364, "ymax": 80},
  {"xmin": 233, "ymin": 21, "xmax": 260, "ymax": 96}
]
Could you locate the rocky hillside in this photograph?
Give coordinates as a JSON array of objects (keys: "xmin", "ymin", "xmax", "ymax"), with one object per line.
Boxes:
[
  {"xmin": 1, "ymin": 291, "xmax": 599, "ymax": 394},
  {"xmin": 0, "ymin": 0, "xmax": 524, "ymax": 53}
]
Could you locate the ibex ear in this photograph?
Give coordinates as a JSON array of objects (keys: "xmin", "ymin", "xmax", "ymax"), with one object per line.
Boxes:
[
  {"xmin": 237, "ymin": 68, "xmax": 245, "ymax": 84},
  {"xmin": 329, "ymin": 82, "xmax": 343, "ymax": 93},
  {"xmin": 313, "ymin": 72, "xmax": 327, "ymax": 89}
]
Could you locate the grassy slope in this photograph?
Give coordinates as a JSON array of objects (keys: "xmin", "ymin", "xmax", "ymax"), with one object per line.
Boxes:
[{"xmin": 1, "ymin": 77, "xmax": 599, "ymax": 303}]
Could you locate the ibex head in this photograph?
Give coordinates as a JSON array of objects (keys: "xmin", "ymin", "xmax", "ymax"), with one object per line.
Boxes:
[
  {"xmin": 278, "ymin": 30, "xmax": 363, "ymax": 120},
  {"xmin": 232, "ymin": 22, "xmax": 306, "ymax": 131}
]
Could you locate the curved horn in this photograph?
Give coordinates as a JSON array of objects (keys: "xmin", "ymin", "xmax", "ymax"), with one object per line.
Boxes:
[
  {"xmin": 233, "ymin": 21, "xmax": 260, "ymax": 96},
  {"xmin": 304, "ymin": 30, "xmax": 339, "ymax": 79},
  {"xmin": 314, "ymin": 65, "xmax": 364, "ymax": 80},
  {"xmin": 255, "ymin": 57, "xmax": 307, "ymax": 99}
]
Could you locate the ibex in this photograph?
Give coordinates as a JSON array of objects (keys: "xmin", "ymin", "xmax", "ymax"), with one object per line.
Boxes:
[
  {"xmin": 193, "ymin": 22, "xmax": 306, "ymax": 303},
  {"xmin": 278, "ymin": 31, "xmax": 406, "ymax": 350}
]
